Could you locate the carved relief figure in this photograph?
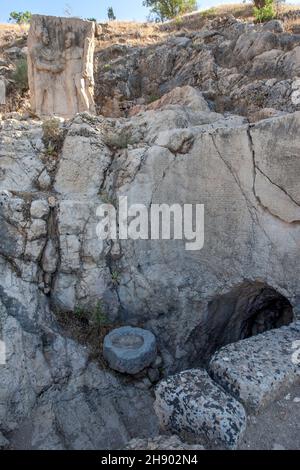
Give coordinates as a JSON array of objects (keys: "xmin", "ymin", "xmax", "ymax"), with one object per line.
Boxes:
[
  {"xmin": 64, "ymin": 32, "xmax": 95, "ymax": 115},
  {"xmin": 30, "ymin": 26, "xmax": 64, "ymax": 115},
  {"xmin": 28, "ymin": 15, "xmax": 95, "ymax": 118}
]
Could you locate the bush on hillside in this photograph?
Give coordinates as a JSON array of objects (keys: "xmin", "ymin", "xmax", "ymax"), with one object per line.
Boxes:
[
  {"xmin": 143, "ymin": 0, "xmax": 198, "ymax": 22},
  {"xmin": 9, "ymin": 11, "xmax": 32, "ymax": 24},
  {"xmin": 253, "ymin": 0, "xmax": 276, "ymax": 22}
]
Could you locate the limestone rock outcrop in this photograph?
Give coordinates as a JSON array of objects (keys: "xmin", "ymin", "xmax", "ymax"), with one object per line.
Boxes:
[
  {"xmin": 95, "ymin": 16, "xmax": 300, "ymax": 119},
  {"xmin": 1, "ymin": 86, "xmax": 300, "ymax": 380},
  {"xmin": 0, "ymin": 275, "xmax": 158, "ymax": 449},
  {"xmin": 1, "ymin": 20, "xmax": 300, "ymax": 445}
]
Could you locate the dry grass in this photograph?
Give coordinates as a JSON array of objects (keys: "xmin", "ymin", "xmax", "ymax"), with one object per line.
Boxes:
[
  {"xmin": 201, "ymin": 3, "xmax": 253, "ymax": 18},
  {"xmin": 193, "ymin": 2, "xmax": 300, "ymax": 18},
  {"xmin": 96, "ymin": 20, "xmax": 168, "ymax": 50},
  {"xmin": 1, "ymin": 3, "xmax": 300, "ymax": 53},
  {"xmin": 155, "ymin": 2, "xmax": 300, "ymax": 33},
  {"xmin": 0, "ymin": 23, "xmax": 28, "ymax": 51},
  {"xmin": 279, "ymin": 3, "xmax": 300, "ymax": 12},
  {"xmin": 56, "ymin": 310, "xmax": 119, "ymax": 369},
  {"xmin": 284, "ymin": 17, "xmax": 300, "ymax": 32},
  {"xmin": 0, "ymin": 23, "xmax": 29, "ymax": 31}
]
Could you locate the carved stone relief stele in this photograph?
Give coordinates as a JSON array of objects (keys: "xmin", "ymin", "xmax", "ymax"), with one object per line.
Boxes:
[{"xmin": 28, "ymin": 15, "xmax": 95, "ymax": 118}]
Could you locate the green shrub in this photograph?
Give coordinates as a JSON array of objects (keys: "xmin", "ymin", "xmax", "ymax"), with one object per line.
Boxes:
[
  {"xmin": 42, "ymin": 118, "xmax": 65, "ymax": 154},
  {"xmin": 44, "ymin": 143, "xmax": 57, "ymax": 156},
  {"xmin": 253, "ymin": 0, "xmax": 275, "ymax": 22},
  {"xmin": 143, "ymin": 0, "xmax": 197, "ymax": 22},
  {"xmin": 111, "ymin": 271, "xmax": 120, "ymax": 285},
  {"xmin": 12, "ymin": 59, "xmax": 28, "ymax": 91},
  {"xmin": 93, "ymin": 301, "xmax": 109, "ymax": 326},
  {"xmin": 148, "ymin": 93, "xmax": 160, "ymax": 104},
  {"xmin": 9, "ymin": 11, "xmax": 32, "ymax": 24},
  {"xmin": 103, "ymin": 130, "xmax": 136, "ymax": 149},
  {"xmin": 74, "ymin": 301, "xmax": 109, "ymax": 327},
  {"xmin": 74, "ymin": 305, "xmax": 86, "ymax": 319}
]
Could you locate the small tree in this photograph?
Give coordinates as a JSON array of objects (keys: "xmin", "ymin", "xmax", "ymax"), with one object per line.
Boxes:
[
  {"xmin": 143, "ymin": 0, "xmax": 197, "ymax": 22},
  {"xmin": 253, "ymin": 0, "xmax": 283, "ymax": 10},
  {"xmin": 107, "ymin": 7, "xmax": 116, "ymax": 21},
  {"xmin": 9, "ymin": 11, "xmax": 32, "ymax": 24},
  {"xmin": 253, "ymin": 0, "xmax": 276, "ymax": 22}
]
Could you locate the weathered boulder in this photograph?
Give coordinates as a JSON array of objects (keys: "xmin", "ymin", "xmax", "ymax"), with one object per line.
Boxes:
[
  {"xmin": 54, "ymin": 117, "xmax": 111, "ymax": 196},
  {"xmin": 30, "ymin": 199, "xmax": 50, "ymax": 220},
  {"xmin": 263, "ymin": 20, "xmax": 285, "ymax": 34},
  {"xmin": 4, "ymin": 47, "xmax": 24, "ymax": 60},
  {"xmin": 36, "ymin": 169, "xmax": 51, "ymax": 190},
  {"xmin": 0, "ymin": 119, "xmax": 44, "ymax": 192},
  {"xmin": 154, "ymin": 369, "xmax": 247, "ymax": 449},
  {"xmin": 145, "ymin": 86, "xmax": 210, "ymax": 113}
]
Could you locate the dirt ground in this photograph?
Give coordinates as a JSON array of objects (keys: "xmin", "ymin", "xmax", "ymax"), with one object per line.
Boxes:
[{"xmin": 239, "ymin": 384, "xmax": 300, "ymax": 450}]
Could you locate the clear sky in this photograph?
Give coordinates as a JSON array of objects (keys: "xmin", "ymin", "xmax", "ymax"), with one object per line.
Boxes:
[{"xmin": 1, "ymin": 0, "xmax": 300, "ymax": 23}]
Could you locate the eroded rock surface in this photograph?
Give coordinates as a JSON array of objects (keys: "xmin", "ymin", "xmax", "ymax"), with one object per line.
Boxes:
[
  {"xmin": 1, "ymin": 86, "xmax": 300, "ymax": 377},
  {"xmin": 0, "ymin": 269, "xmax": 159, "ymax": 449},
  {"xmin": 1, "ymin": 15, "xmax": 300, "ymax": 447},
  {"xmin": 95, "ymin": 16, "xmax": 300, "ymax": 118}
]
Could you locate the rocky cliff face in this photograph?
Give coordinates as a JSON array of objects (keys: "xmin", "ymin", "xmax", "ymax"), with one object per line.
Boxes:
[
  {"xmin": 95, "ymin": 16, "xmax": 300, "ymax": 118},
  {"xmin": 0, "ymin": 16, "xmax": 300, "ymax": 449}
]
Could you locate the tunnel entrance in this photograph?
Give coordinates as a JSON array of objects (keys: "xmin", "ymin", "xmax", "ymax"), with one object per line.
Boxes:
[{"xmin": 194, "ymin": 281, "xmax": 294, "ymax": 364}]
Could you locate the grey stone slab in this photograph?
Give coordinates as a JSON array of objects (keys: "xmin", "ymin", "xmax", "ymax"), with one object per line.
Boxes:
[
  {"xmin": 154, "ymin": 369, "xmax": 247, "ymax": 449},
  {"xmin": 209, "ymin": 322, "xmax": 300, "ymax": 413}
]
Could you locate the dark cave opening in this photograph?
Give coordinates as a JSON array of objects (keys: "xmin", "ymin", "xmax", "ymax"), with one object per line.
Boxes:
[{"xmin": 193, "ymin": 281, "xmax": 294, "ymax": 365}]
